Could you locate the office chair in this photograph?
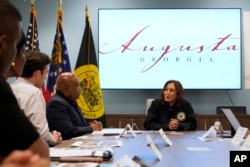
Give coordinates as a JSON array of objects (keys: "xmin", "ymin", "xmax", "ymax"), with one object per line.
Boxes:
[{"xmin": 145, "ymin": 98, "xmax": 154, "ymax": 116}]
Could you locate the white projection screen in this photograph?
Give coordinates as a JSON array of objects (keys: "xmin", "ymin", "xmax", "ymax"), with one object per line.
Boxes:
[{"xmin": 98, "ymin": 8, "xmax": 242, "ymax": 89}]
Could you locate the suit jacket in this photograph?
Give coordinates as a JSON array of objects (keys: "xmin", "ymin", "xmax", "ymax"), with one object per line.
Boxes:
[{"xmin": 46, "ymin": 92, "xmax": 93, "ymax": 140}]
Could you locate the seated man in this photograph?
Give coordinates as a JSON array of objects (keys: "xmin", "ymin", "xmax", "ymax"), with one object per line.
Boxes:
[
  {"xmin": 46, "ymin": 72, "xmax": 102, "ymax": 140},
  {"xmin": 10, "ymin": 51, "xmax": 62, "ymax": 146}
]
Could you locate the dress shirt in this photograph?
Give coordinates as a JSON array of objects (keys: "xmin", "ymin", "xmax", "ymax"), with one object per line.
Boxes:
[{"xmin": 11, "ymin": 77, "xmax": 56, "ymax": 145}]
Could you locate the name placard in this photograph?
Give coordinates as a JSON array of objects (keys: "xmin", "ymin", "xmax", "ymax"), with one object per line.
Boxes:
[
  {"xmin": 146, "ymin": 135, "xmax": 162, "ymax": 160},
  {"xmin": 119, "ymin": 124, "xmax": 137, "ymax": 138},
  {"xmin": 240, "ymin": 135, "xmax": 250, "ymax": 150},
  {"xmin": 231, "ymin": 127, "xmax": 249, "ymax": 145},
  {"xmin": 159, "ymin": 129, "xmax": 173, "ymax": 146}
]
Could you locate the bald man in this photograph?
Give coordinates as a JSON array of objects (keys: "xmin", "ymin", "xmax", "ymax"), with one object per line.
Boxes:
[{"xmin": 46, "ymin": 72, "xmax": 102, "ymax": 140}]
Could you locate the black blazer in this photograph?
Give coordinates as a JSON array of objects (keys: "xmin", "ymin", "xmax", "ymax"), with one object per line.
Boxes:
[{"xmin": 46, "ymin": 92, "xmax": 93, "ymax": 140}]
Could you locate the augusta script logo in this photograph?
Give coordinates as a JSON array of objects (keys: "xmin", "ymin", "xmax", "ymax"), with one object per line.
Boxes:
[{"xmin": 99, "ymin": 25, "xmax": 240, "ymax": 72}]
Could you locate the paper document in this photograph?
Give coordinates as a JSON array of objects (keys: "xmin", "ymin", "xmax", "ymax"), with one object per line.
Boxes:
[
  {"xmin": 92, "ymin": 128, "xmax": 124, "ymax": 136},
  {"xmin": 50, "ymin": 147, "xmax": 114, "ymax": 158}
]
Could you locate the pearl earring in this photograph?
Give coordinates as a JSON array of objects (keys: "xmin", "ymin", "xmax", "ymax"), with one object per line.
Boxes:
[{"xmin": 11, "ymin": 62, "xmax": 15, "ymax": 66}]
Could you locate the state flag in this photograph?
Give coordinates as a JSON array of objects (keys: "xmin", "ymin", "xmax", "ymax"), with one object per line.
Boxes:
[{"xmin": 47, "ymin": 4, "xmax": 71, "ymax": 96}]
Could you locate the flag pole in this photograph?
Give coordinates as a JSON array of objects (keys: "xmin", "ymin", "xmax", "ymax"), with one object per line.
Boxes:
[
  {"xmin": 85, "ymin": 6, "xmax": 89, "ymax": 18},
  {"xmin": 29, "ymin": 0, "xmax": 37, "ymax": 51},
  {"xmin": 84, "ymin": 6, "xmax": 91, "ymax": 67},
  {"xmin": 56, "ymin": 0, "xmax": 63, "ymax": 73},
  {"xmin": 58, "ymin": 0, "xmax": 62, "ymax": 10},
  {"xmin": 30, "ymin": 0, "xmax": 35, "ymax": 4},
  {"xmin": 84, "ymin": 6, "xmax": 91, "ymax": 88}
]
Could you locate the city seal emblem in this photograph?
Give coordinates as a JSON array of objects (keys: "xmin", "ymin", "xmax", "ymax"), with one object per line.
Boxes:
[{"xmin": 74, "ymin": 64, "xmax": 105, "ymax": 119}]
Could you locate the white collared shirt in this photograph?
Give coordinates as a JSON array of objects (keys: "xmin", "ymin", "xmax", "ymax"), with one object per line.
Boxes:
[{"xmin": 11, "ymin": 77, "xmax": 56, "ymax": 145}]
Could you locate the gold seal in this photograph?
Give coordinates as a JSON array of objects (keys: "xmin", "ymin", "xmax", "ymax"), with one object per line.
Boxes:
[
  {"xmin": 74, "ymin": 64, "xmax": 105, "ymax": 119},
  {"xmin": 177, "ymin": 112, "xmax": 186, "ymax": 121}
]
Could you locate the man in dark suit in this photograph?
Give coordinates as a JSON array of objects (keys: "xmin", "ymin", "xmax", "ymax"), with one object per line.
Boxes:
[{"xmin": 46, "ymin": 72, "xmax": 102, "ymax": 140}]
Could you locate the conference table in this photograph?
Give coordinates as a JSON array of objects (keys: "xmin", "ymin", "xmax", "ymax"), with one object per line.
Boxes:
[{"xmin": 51, "ymin": 129, "xmax": 240, "ymax": 167}]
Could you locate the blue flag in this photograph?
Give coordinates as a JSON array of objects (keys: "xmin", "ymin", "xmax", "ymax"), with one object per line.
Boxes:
[{"xmin": 47, "ymin": 8, "xmax": 71, "ymax": 95}]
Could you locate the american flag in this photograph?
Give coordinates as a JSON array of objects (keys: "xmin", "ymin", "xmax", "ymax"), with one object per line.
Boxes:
[
  {"xmin": 46, "ymin": 7, "xmax": 71, "ymax": 94},
  {"xmin": 25, "ymin": 3, "xmax": 51, "ymax": 102},
  {"xmin": 25, "ymin": 4, "xmax": 39, "ymax": 51}
]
